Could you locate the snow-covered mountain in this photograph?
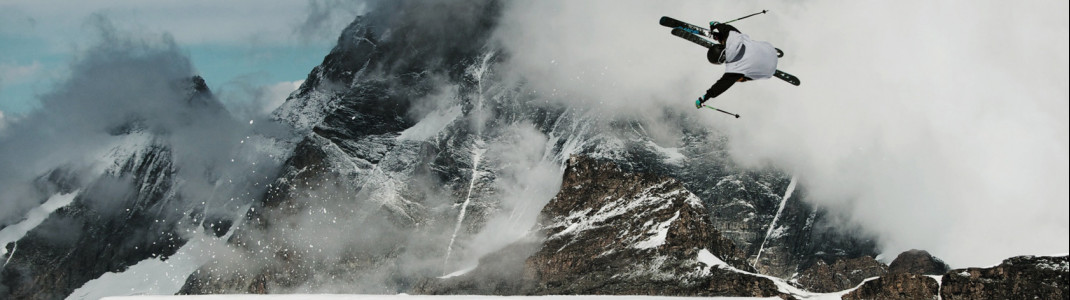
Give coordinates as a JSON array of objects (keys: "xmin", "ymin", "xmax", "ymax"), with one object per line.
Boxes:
[
  {"xmin": 2, "ymin": 1, "xmax": 1066, "ymax": 300},
  {"xmin": 0, "ymin": 74, "xmax": 287, "ymax": 300},
  {"xmin": 177, "ymin": 0, "xmax": 876, "ymax": 295}
]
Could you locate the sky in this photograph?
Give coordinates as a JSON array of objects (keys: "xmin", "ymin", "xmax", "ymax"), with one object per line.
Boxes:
[{"xmin": 0, "ymin": 0, "xmax": 364, "ymax": 117}]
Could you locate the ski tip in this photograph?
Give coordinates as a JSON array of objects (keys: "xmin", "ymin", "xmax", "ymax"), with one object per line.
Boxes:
[{"xmin": 659, "ymin": 16, "xmax": 672, "ymax": 26}]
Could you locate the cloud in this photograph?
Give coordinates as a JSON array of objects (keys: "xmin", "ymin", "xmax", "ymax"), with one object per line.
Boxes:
[
  {"xmin": 494, "ymin": 0, "xmax": 1069, "ymax": 268},
  {"xmin": 215, "ymin": 79, "xmax": 303, "ymax": 121},
  {"xmin": 0, "ymin": 61, "xmax": 42, "ymax": 86},
  {"xmin": 0, "ymin": 14, "xmax": 283, "ymax": 233},
  {"xmin": 295, "ymin": 0, "xmax": 368, "ymax": 43},
  {"xmin": 493, "ymin": 1, "xmax": 708, "ymax": 119},
  {"xmin": 721, "ymin": 1, "xmax": 1069, "ymax": 268},
  {"xmin": 454, "ymin": 122, "xmax": 563, "ymax": 270},
  {"xmin": 3, "ymin": 1, "xmax": 328, "ymax": 46}
]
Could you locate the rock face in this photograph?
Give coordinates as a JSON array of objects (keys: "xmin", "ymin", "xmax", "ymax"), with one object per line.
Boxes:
[
  {"xmin": 841, "ymin": 273, "xmax": 940, "ymax": 300},
  {"xmin": 526, "ymin": 155, "xmax": 765, "ymax": 295},
  {"xmin": 830, "ymin": 250, "xmax": 949, "ymax": 299},
  {"xmin": 418, "ymin": 156, "xmax": 785, "ymax": 298},
  {"xmin": 941, "ymin": 255, "xmax": 1069, "ymax": 300},
  {"xmin": 887, "ymin": 249, "xmax": 949, "ymax": 275},
  {"xmin": 672, "ymin": 151, "xmax": 881, "ymax": 280},
  {"xmin": 794, "ymin": 256, "xmax": 887, "ymax": 293}
]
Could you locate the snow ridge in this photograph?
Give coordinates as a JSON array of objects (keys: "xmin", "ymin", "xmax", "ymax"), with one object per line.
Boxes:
[
  {"xmin": 753, "ymin": 175, "xmax": 797, "ymax": 269},
  {"xmin": 0, "ymin": 191, "xmax": 79, "ymax": 263},
  {"xmin": 444, "ymin": 145, "xmax": 486, "ymax": 274}
]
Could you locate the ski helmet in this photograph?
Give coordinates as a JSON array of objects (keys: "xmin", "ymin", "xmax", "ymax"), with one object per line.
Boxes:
[{"xmin": 707, "ymin": 44, "xmax": 727, "ymax": 65}]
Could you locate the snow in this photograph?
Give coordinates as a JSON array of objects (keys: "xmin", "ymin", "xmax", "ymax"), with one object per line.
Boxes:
[
  {"xmin": 444, "ymin": 145, "xmax": 486, "ymax": 272},
  {"xmin": 548, "ymin": 182, "xmax": 673, "ymax": 241},
  {"xmin": 439, "ymin": 264, "xmax": 478, "ymax": 279},
  {"xmin": 684, "ymin": 193, "xmax": 703, "ymax": 208},
  {"xmin": 98, "ymin": 131, "xmax": 155, "ymax": 175},
  {"xmin": 66, "ymin": 231, "xmax": 236, "ymax": 300},
  {"xmin": 928, "ymin": 275, "xmax": 943, "ymax": 291},
  {"xmin": 105, "ymin": 296, "xmax": 782, "ymax": 300},
  {"xmin": 688, "ymin": 247, "xmax": 826, "ymax": 299},
  {"xmin": 0, "ymin": 191, "xmax": 80, "ymax": 258},
  {"xmin": 398, "ymin": 105, "xmax": 462, "ymax": 141},
  {"xmin": 697, "ymin": 249, "xmax": 728, "ymax": 275},
  {"xmin": 272, "ymin": 77, "xmax": 338, "ymax": 132},
  {"xmin": 634, "ymin": 212, "xmax": 679, "ymax": 249},
  {"xmin": 752, "ymin": 175, "xmax": 797, "ymax": 268},
  {"xmin": 1033, "ymin": 254, "xmax": 1070, "ymax": 271},
  {"xmin": 645, "ymin": 141, "xmax": 685, "ymax": 164}
]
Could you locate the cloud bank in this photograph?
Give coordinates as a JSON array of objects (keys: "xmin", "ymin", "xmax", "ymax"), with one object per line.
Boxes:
[{"xmin": 495, "ymin": 0, "xmax": 1069, "ymax": 267}]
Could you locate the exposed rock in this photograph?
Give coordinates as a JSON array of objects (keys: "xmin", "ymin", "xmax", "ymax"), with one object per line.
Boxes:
[
  {"xmin": 940, "ymin": 255, "xmax": 1068, "ymax": 300},
  {"xmin": 887, "ymin": 249, "xmax": 949, "ymax": 275},
  {"xmin": 673, "ymin": 147, "xmax": 880, "ymax": 279},
  {"xmin": 418, "ymin": 156, "xmax": 787, "ymax": 298},
  {"xmin": 795, "ymin": 256, "xmax": 887, "ymax": 293},
  {"xmin": 842, "ymin": 273, "xmax": 939, "ymax": 300}
]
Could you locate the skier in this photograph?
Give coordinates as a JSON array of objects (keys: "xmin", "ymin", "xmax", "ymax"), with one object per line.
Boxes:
[{"xmin": 695, "ymin": 22, "xmax": 780, "ymax": 109}]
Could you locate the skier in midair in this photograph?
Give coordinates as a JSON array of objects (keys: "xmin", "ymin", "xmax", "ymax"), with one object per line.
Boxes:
[{"xmin": 696, "ymin": 22, "xmax": 780, "ymax": 108}]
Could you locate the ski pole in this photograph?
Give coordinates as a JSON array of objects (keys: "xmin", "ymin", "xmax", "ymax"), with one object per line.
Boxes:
[
  {"xmin": 723, "ymin": 10, "xmax": 768, "ymax": 24},
  {"xmin": 702, "ymin": 105, "xmax": 740, "ymax": 118}
]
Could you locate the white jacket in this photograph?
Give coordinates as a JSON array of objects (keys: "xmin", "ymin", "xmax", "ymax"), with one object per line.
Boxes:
[{"xmin": 723, "ymin": 31, "xmax": 778, "ymax": 80}]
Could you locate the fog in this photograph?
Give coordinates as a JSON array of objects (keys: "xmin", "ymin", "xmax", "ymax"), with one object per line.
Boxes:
[
  {"xmin": 0, "ymin": 15, "xmax": 285, "ymax": 236},
  {"xmin": 494, "ymin": 0, "xmax": 1069, "ymax": 267}
]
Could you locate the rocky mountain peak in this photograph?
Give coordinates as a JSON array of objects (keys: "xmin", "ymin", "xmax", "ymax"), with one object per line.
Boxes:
[
  {"xmin": 419, "ymin": 155, "xmax": 787, "ymax": 298},
  {"xmin": 888, "ymin": 249, "xmax": 950, "ymax": 275},
  {"xmin": 539, "ymin": 155, "xmax": 753, "ymax": 274}
]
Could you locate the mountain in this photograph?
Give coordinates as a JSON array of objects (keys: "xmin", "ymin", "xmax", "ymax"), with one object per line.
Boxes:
[
  {"xmin": 0, "ymin": 75, "xmax": 276, "ymax": 300},
  {"xmin": 415, "ymin": 155, "xmax": 788, "ymax": 297},
  {"xmin": 4, "ymin": 1, "xmax": 1064, "ymax": 299},
  {"xmin": 179, "ymin": 0, "xmax": 877, "ymax": 295},
  {"xmin": 0, "ymin": 1, "xmax": 872, "ymax": 298}
]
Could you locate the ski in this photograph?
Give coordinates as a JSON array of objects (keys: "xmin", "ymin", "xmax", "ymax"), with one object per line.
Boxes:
[
  {"xmin": 660, "ymin": 16, "xmax": 710, "ymax": 37},
  {"xmin": 670, "ymin": 28, "xmax": 718, "ymax": 48},
  {"xmin": 664, "ymin": 18, "xmax": 783, "ymax": 58},
  {"xmin": 773, "ymin": 70, "xmax": 801, "ymax": 86}
]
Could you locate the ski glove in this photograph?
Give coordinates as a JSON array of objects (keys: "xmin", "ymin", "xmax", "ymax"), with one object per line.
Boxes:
[{"xmin": 696, "ymin": 97, "xmax": 704, "ymax": 109}]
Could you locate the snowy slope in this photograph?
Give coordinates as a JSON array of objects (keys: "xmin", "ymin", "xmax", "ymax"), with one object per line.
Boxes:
[
  {"xmin": 66, "ymin": 232, "xmax": 236, "ymax": 300},
  {"xmin": 106, "ymin": 296, "xmax": 782, "ymax": 300}
]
